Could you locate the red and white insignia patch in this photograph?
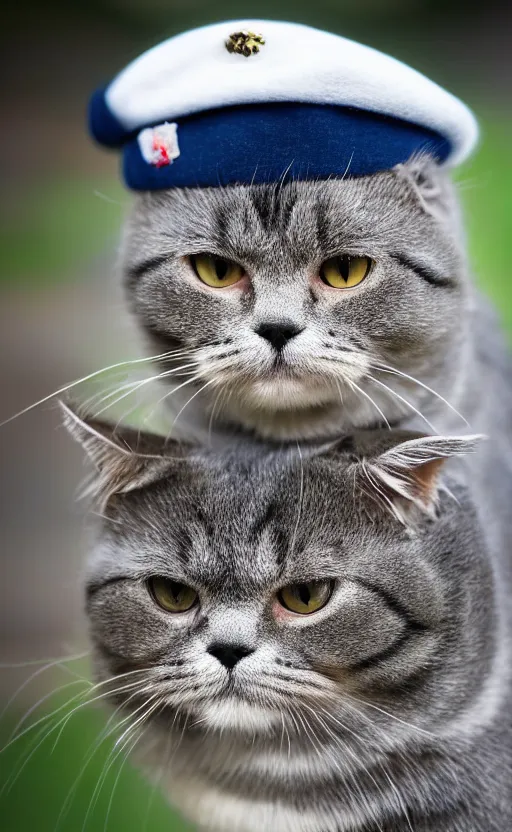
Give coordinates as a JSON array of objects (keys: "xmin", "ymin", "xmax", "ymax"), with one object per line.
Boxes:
[{"xmin": 138, "ymin": 123, "xmax": 180, "ymax": 168}]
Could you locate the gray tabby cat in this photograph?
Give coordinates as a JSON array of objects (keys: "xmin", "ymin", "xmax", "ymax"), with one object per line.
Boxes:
[
  {"xmin": 122, "ymin": 153, "xmax": 508, "ymax": 449},
  {"xmin": 64, "ymin": 405, "xmax": 512, "ymax": 832},
  {"xmin": 122, "ymin": 154, "xmax": 512, "ymax": 586}
]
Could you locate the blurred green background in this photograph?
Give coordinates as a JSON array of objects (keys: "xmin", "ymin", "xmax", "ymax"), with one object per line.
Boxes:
[{"xmin": 0, "ymin": 1, "xmax": 510, "ymax": 830}]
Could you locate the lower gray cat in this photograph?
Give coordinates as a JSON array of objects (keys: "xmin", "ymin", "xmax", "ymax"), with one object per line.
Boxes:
[{"xmin": 64, "ymin": 407, "xmax": 512, "ymax": 832}]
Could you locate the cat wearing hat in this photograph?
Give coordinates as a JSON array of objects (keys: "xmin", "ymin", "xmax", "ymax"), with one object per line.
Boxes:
[
  {"xmin": 80, "ymin": 19, "xmax": 512, "ymax": 832},
  {"xmin": 88, "ymin": 21, "xmax": 507, "ymax": 451}
]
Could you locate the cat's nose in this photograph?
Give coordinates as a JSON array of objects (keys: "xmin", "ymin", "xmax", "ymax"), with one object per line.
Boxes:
[
  {"xmin": 207, "ymin": 642, "xmax": 255, "ymax": 670},
  {"xmin": 255, "ymin": 321, "xmax": 304, "ymax": 352}
]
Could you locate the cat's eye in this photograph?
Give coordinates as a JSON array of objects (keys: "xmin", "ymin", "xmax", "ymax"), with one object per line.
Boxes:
[
  {"xmin": 148, "ymin": 577, "xmax": 198, "ymax": 613},
  {"xmin": 277, "ymin": 580, "xmax": 334, "ymax": 615},
  {"xmin": 190, "ymin": 253, "xmax": 244, "ymax": 288},
  {"xmin": 320, "ymin": 255, "xmax": 372, "ymax": 289}
]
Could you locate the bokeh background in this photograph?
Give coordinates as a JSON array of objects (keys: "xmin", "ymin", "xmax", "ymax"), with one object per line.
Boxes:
[{"xmin": 1, "ymin": 1, "xmax": 511, "ymax": 830}]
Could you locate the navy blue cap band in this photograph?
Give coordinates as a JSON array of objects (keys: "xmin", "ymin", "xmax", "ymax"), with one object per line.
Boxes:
[
  {"xmin": 90, "ymin": 98, "xmax": 451, "ymax": 190},
  {"xmin": 89, "ymin": 88, "xmax": 128, "ymax": 148}
]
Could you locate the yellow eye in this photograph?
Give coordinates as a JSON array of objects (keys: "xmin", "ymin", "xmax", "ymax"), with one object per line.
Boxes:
[
  {"xmin": 320, "ymin": 255, "xmax": 372, "ymax": 289},
  {"xmin": 149, "ymin": 577, "xmax": 198, "ymax": 613},
  {"xmin": 191, "ymin": 254, "xmax": 244, "ymax": 288},
  {"xmin": 277, "ymin": 580, "xmax": 333, "ymax": 615}
]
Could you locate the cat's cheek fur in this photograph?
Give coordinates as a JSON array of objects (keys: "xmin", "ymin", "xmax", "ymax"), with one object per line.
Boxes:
[
  {"xmin": 131, "ymin": 273, "xmax": 242, "ymax": 350},
  {"xmin": 121, "ymin": 166, "xmax": 470, "ymax": 440},
  {"xmin": 87, "ymin": 580, "xmax": 187, "ymax": 661},
  {"xmin": 273, "ymin": 582, "xmax": 409, "ymax": 670}
]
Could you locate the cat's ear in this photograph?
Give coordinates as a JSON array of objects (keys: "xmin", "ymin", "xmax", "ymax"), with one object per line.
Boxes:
[
  {"xmin": 359, "ymin": 434, "xmax": 484, "ymax": 525},
  {"xmin": 393, "ymin": 153, "xmax": 455, "ymax": 221},
  {"xmin": 60, "ymin": 400, "xmax": 186, "ymax": 507}
]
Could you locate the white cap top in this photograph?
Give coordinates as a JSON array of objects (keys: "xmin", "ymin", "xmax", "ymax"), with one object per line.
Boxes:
[{"xmin": 104, "ymin": 19, "xmax": 478, "ymax": 167}]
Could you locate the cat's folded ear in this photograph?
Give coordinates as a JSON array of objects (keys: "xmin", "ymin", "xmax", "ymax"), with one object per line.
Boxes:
[
  {"xmin": 393, "ymin": 153, "xmax": 456, "ymax": 221},
  {"xmin": 348, "ymin": 432, "xmax": 485, "ymax": 526},
  {"xmin": 60, "ymin": 400, "xmax": 189, "ymax": 508}
]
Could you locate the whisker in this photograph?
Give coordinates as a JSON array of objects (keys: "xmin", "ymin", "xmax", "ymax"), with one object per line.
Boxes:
[
  {"xmin": 0, "ymin": 681, "xmax": 146, "ymax": 800},
  {"xmin": 78, "ymin": 695, "xmax": 163, "ymax": 832},
  {"xmin": 103, "ymin": 730, "xmax": 143, "ymax": 832},
  {"xmin": 294, "ymin": 703, "xmax": 380, "ymax": 823},
  {"xmin": 90, "ymin": 363, "xmax": 201, "ymax": 419},
  {"xmin": 0, "ymin": 679, "xmax": 128, "ymax": 801},
  {"xmin": 50, "ymin": 682, "xmax": 151, "ymax": 757},
  {"xmin": 83, "ymin": 371, "xmax": 198, "ymax": 423},
  {"xmin": 340, "ymin": 697, "xmax": 420, "ymax": 784},
  {"xmin": 0, "ymin": 649, "xmax": 90, "ymax": 722},
  {"xmin": 105, "ymin": 698, "xmax": 164, "ymax": 824},
  {"xmin": 371, "ymin": 362, "xmax": 469, "ymax": 427},
  {"xmin": 140, "ymin": 372, "xmax": 206, "ymax": 431},
  {"xmin": 367, "ymin": 376, "xmax": 438, "ymax": 433},
  {"xmin": 5, "ymin": 683, "xmax": 92, "ymax": 749},
  {"xmin": 381, "ymin": 768, "xmax": 414, "ymax": 832},
  {"xmin": 56, "ymin": 688, "xmax": 158, "ymax": 830},
  {"xmin": 5, "ymin": 679, "xmax": 91, "ymax": 745},
  {"xmin": 3, "ymin": 670, "xmax": 161, "ymax": 807},
  {"xmin": 334, "ymin": 378, "xmax": 344, "ymax": 407},
  {"xmin": 207, "ymin": 383, "xmax": 228, "ymax": 446},
  {"xmin": 343, "ymin": 692, "xmax": 436, "ymax": 739},
  {"xmin": 0, "ymin": 351, "xmax": 188, "ymax": 428},
  {"xmin": 305, "ymin": 704, "xmax": 385, "ymax": 831},
  {"xmin": 0, "ymin": 649, "xmax": 90, "ymax": 670},
  {"xmin": 113, "ymin": 695, "xmax": 162, "ymax": 751},
  {"xmin": 166, "ymin": 377, "xmax": 219, "ymax": 438},
  {"xmin": 142, "ymin": 713, "xmax": 175, "ymax": 832},
  {"xmin": 346, "ymin": 379, "xmax": 391, "ymax": 429},
  {"xmin": 283, "ymin": 704, "xmax": 302, "ymax": 741},
  {"xmin": 1, "ymin": 674, "xmax": 156, "ymax": 755},
  {"xmin": 279, "ymin": 712, "xmax": 291, "ymax": 760},
  {"xmin": 327, "ymin": 700, "xmax": 416, "ymax": 831}
]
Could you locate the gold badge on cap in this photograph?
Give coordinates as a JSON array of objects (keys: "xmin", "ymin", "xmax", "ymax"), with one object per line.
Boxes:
[{"xmin": 226, "ymin": 31, "xmax": 265, "ymax": 57}]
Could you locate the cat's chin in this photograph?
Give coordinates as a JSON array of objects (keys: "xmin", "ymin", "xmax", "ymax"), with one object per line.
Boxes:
[
  {"xmin": 212, "ymin": 378, "xmax": 346, "ymax": 440},
  {"xmin": 193, "ymin": 698, "xmax": 281, "ymax": 735},
  {"xmin": 240, "ymin": 376, "xmax": 339, "ymax": 411},
  {"xmin": 219, "ymin": 398, "xmax": 349, "ymax": 442}
]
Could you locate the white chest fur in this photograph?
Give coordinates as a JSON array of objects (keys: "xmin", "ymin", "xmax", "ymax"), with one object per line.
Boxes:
[{"xmin": 163, "ymin": 773, "xmax": 362, "ymax": 832}]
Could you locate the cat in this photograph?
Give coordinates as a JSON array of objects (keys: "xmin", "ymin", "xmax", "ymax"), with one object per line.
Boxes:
[
  {"xmin": 64, "ymin": 403, "xmax": 512, "ymax": 832},
  {"xmin": 121, "ymin": 152, "xmax": 500, "ymax": 445},
  {"xmin": 121, "ymin": 151, "xmax": 512, "ymax": 576}
]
